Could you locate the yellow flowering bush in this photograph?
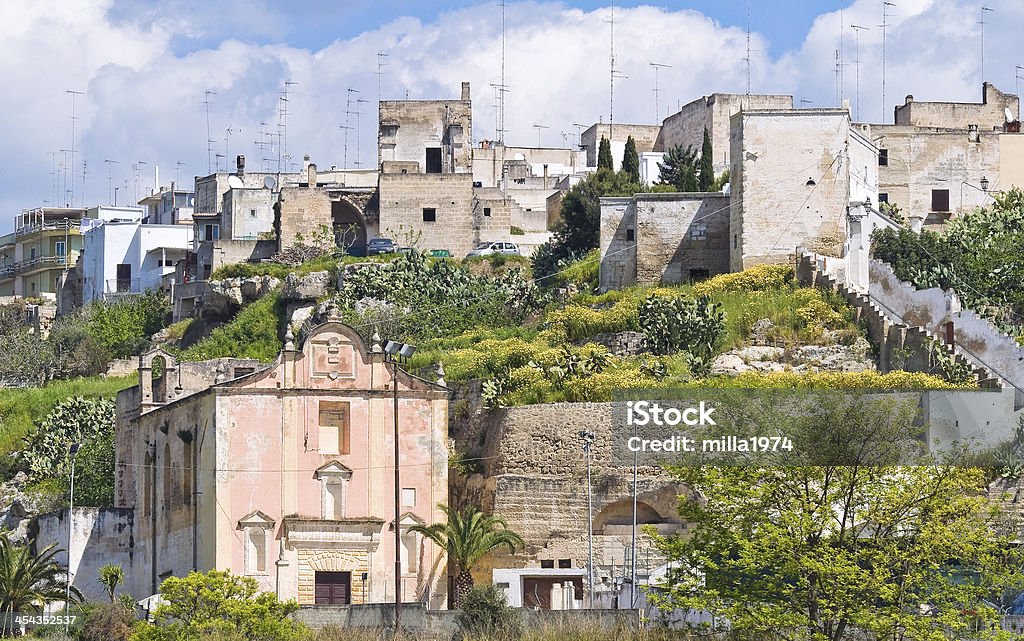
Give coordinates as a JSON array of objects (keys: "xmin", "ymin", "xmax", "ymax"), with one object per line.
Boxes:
[{"xmin": 693, "ymin": 264, "xmax": 794, "ymax": 297}]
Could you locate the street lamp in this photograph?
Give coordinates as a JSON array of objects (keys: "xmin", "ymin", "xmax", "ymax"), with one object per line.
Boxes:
[
  {"xmin": 383, "ymin": 339, "xmax": 415, "ymax": 635},
  {"xmin": 65, "ymin": 442, "xmax": 80, "ymax": 633},
  {"xmin": 579, "ymin": 430, "xmax": 596, "ymax": 609},
  {"xmin": 960, "ymin": 177, "xmax": 994, "ymax": 212}
]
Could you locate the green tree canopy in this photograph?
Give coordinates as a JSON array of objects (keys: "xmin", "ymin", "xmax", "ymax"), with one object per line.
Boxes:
[
  {"xmin": 0, "ymin": 536, "xmax": 81, "ymax": 635},
  {"xmin": 657, "ymin": 144, "xmax": 698, "ymax": 192},
  {"xmin": 698, "ymin": 125, "xmax": 714, "ymax": 191},
  {"xmin": 653, "ymin": 393, "xmax": 1023, "ymax": 641},
  {"xmin": 132, "ymin": 570, "xmax": 303, "ymax": 641},
  {"xmin": 411, "ymin": 504, "xmax": 525, "ymax": 608},
  {"xmin": 597, "ymin": 136, "xmax": 614, "ymax": 171},
  {"xmin": 622, "ymin": 135, "xmax": 640, "ymax": 183}
]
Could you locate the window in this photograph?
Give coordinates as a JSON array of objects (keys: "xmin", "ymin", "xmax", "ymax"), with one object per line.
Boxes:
[
  {"xmin": 422, "ymin": 208, "xmax": 437, "ymax": 222},
  {"xmin": 325, "ymin": 480, "xmax": 344, "ymax": 519},
  {"xmin": 315, "ymin": 571, "xmax": 351, "ymax": 605},
  {"xmin": 250, "ymin": 208, "xmax": 257, "ymax": 217},
  {"xmin": 55, "ymin": 241, "xmax": 66, "ymax": 257},
  {"xmin": 402, "ymin": 488, "xmax": 416, "ymax": 507},
  {"xmin": 690, "ymin": 223, "xmax": 707, "ymax": 241},
  {"xmin": 931, "ymin": 189, "xmax": 950, "ymax": 212},
  {"xmin": 878, "ymin": 193, "xmax": 889, "ymax": 204},
  {"xmin": 878, "ymin": 149, "xmax": 889, "ymax": 166},
  {"xmin": 558, "ymin": 559, "xmax": 572, "ymax": 569},
  {"xmin": 318, "ymin": 401, "xmax": 350, "ymax": 455},
  {"xmin": 401, "ymin": 530, "xmax": 419, "ymax": 574},
  {"xmin": 30, "ymin": 247, "xmax": 36, "ymax": 259},
  {"xmin": 425, "ymin": 148, "xmax": 443, "ymax": 174},
  {"xmin": 540, "ymin": 559, "xmax": 554, "ymax": 569},
  {"xmin": 202, "ymin": 224, "xmax": 220, "ymax": 241},
  {"xmin": 625, "ymin": 228, "xmax": 635, "ymax": 241},
  {"xmin": 483, "ymin": 207, "xmax": 491, "ymax": 217},
  {"xmin": 245, "ymin": 527, "xmax": 267, "ymax": 574},
  {"xmin": 733, "ymin": 234, "xmax": 738, "ymax": 249},
  {"xmin": 116, "ymin": 264, "xmax": 132, "ymax": 293}
]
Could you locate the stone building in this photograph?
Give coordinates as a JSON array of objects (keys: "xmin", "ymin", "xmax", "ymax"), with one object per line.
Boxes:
[
  {"xmin": 599, "ymin": 192, "xmax": 731, "ymax": 291},
  {"xmin": 580, "ymin": 123, "xmax": 662, "ymax": 171},
  {"xmin": 658, "ymin": 92, "xmax": 794, "ymax": 173},
  {"xmin": 378, "ymin": 82, "xmax": 472, "ymax": 174},
  {"xmin": 730, "ymin": 108, "xmax": 878, "ymax": 271},
  {"xmin": 868, "ymin": 83, "xmax": 1022, "ymax": 225},
  {"xmin": 111, "ymin": 319, "xmax": 450, "ymax": 607}
]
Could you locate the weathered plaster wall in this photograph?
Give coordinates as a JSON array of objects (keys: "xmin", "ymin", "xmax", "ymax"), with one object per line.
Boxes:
[
  {"xmin": 378, "ymin": 86, "xmax": 472, "ymax": 173},
  {"xmin": 278, "ymin": 186, "xmax": 333, "ymax": 247},
  {"xmin": 730, "ymin": 109, "xmax": 866, "ymax": 270},
  {"xmin": 598, "ymin": 197, "xmax": 635, "ymax": 291},
  {"xmin": 581, "ymin": 124, "xmax": 662, "ymax": 170},
  {"xmin": 223, "ymin": 188, "xmax": 274, "ymax": 240}
]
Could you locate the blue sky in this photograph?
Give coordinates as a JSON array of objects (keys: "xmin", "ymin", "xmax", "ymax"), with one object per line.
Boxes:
[{"xmin": 0, "ymin": 0, "xmax": 1021, "ymax": 234}]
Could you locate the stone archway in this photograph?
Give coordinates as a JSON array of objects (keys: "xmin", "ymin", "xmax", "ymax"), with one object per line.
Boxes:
[{"xmin": 331, "ymin": 199, "xmax": 367, "ymax": 257}]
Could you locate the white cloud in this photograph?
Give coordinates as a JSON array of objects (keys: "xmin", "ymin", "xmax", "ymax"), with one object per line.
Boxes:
[{"xmin": 0, "ymin": 0, "xmax": 1019, "ymax": 232}]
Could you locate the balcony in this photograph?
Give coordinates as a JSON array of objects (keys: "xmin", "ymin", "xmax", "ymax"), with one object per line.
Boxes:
[
  {"xmin": 15, "ymin": 220, "xmax": 81, "ymax": 238},
  {"xmin": 15, "ymin": 255, "xmax": 71, "ymax": 274},
  {"xmin": 0, "ymin": 264, "xmax": 14, "ymax": 280},
  {"xmin": 104, "ymin": 278, "xmax": 142, "ymax": 299}
]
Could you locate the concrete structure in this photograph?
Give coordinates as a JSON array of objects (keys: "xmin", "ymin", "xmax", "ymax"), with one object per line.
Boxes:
[
  {"xmin": 378, "ymin": 82, "xmax": 472, "ymax": 174},
  {"xmin": 1, "ymin": 207, "xmax": 86, "ymax": 298},
  {"xmin": 580, "ymin": 123, "xmax": 661, "ymax": 171},
  {"xmin": 659, "ymin": 93, "xmax": 794, "ymax": 174},
  {"xmin": 378, "ymin": 173, "xmax": 479, "ymax": 255},
  {"xmin": 599, "ymin": 192, "xmax": 730, "ymax": 291},
  {"xmin": 1002, "ymin": 133, "xmax": 1024, "ymax": 190},
  {"xmin": 111, "ymin": 320, "xmax": 449, "ymax": 606},
  {"xmin": 730, "ymin": 108, "xmax": 877, "ymax": 271},
  {"xmin": 492, "ymin": 568, "xmax": 585, "ymax": 609},
  {"xmin": 80, "ymin": 215, "xmax": 193, "ymax": 303},
  {"xmin": 139, "ymin": 186, "xmax": 195, "ymax": 226}
]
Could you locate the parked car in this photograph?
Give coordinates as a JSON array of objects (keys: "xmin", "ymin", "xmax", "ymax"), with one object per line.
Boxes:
[
  {"xmin": 366, "ymin": 238, "xmax": 398, "ymax": 256},
  {"xmin": 466, "ymin": 241, "xmax": 520, "ymax": 257},
  {"xmin": 429, "ymin": 249, "xmax": 452, "ymax": 258}
]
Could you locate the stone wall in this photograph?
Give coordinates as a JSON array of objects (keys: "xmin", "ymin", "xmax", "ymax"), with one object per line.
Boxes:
[
  {"xmin": 378, "ymin": 85, "xmax": 473, "ymax": 174},
  {"xmin": 659, "ymin": 93, "xmax": 793, "ymax": 174},
  {"xmin": 378, "ymin": 173, "xmax": 477, "ymax": 256},
  {"xmin": 34, "ymin": 508, "xmax": 139, "ymax": 601},
  {"xmin": 730, "ymin": 109, "xmax": 866, "ymax": 271},
  {"xmin": 870, "ymin": 125, "xmax": 1001, "ymax": 223},
  {"xmin": 581, "ymin": 124, "xmax": 662, "ymax": 170},
  {"xmin": 278, "ymin": 186, "xmax": 333, "ymax": 247},
  {"xmin": 598, "ymin": 197, "xmax": 635, "ymax": 291},
  {"xmin": 893, "ymin": 83, "xmax": 1019, "ymax": 130}
]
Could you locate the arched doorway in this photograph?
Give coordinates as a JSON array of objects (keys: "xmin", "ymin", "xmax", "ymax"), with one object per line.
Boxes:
[
  {"xmin": 331, "ymin": 200, "xmax": 367, "ymax": 257},
  {"xmin": 592, "ymin": 498, "xmax": 681, "ymax": 535}
]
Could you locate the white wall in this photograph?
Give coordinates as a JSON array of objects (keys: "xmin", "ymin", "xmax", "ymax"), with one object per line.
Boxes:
[{"xmin": 82, "ymin": 222, "xmax": 193, "ymax": 303}]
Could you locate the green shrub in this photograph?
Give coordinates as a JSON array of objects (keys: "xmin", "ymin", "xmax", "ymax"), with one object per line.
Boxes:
[
  {"xmin": 83, "ymin": 292, "xmax": 170, "ymax": 359},
  {"xmin": 80, "ymin": 601, "xmax": 135, "ymax": 641},
  {"xmin": 509, "ymin": 226, "xmax": 525, "ymax": 236},
  {"xmin": 457, "ymin": 584, "xmax": 521, "ymax": 640},
  {"xmin": 638, "ymin": 294, "xmax": 726, "ymax": 373},
  {"xmin": 181, "ymin": 292, "xmax": 283, "ymax": 362}
]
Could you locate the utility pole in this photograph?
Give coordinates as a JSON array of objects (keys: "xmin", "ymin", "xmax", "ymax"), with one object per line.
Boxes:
[{"xmin": 579, "ymin": 430, "xmax": 596, "ymax": 609}]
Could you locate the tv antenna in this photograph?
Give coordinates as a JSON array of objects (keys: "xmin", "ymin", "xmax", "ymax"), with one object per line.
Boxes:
[
  {"xmin": 532, "ymin": 123, "xmax": 549, "ymax": 148},
  {"xmin": 355, "ymin": 97, "xmax": 369, "ymax": 168},
  {"xmin": 175, "ymin": 161, "xmax": 185, "ymax": 187},
  {"xmin": 649, "ymin": 62, "xmax": 672, "ymax": 123},
  {"xmin": 343, "ymin": 88, "xmax": 360, "ymax": 169},
  {"xmin": 225, "ymin": 126, "xmax": 239, "ymax": 171},
  {"xmin": 66, "ymin": 90, "xmax": 84, "ymax": 207},
  {"xmin": 204, "ymin": 90, "xmax": 216, "ymax": 173},
  {"xmin": 104, "ymin": 159, "xmax": 119, "ymax": 205},
  {"xmin": 278, "ymin": 81, "xmax": 298, "ymax": 174},
  {"xmin": 880, "ymin": 1, "xmax": 896, "ymax": 123},
  {"xmin": 745, "ymin": 0, "xmax": 752, "ymax": 97},
  {"xmin": 980, "ymin": 6, "xmax": 994, "ymax": 83},
  {"xmin": 1016, "ymin": 66, "xmax": 1024, "ymax": 108},
  {"xmin": 850, "ymin": 25, "xmax": 870, "ymax": 121}
]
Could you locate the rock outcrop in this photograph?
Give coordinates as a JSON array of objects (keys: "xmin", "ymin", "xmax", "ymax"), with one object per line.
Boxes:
[
  {"xmin": 281, "ymin": 271, "xmax": 331, "ymax": 302},
  {"xmin": 202, "ymin": 275, "xmax": 281, "ymax": 317}
]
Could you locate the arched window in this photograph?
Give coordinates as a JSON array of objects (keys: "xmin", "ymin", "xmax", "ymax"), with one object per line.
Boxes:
[{"xmin": 151, "ymin": 356, "xmax": 166, "ymax": 403}]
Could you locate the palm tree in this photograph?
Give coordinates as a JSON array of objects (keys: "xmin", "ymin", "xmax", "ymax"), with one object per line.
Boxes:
[
  {"xmin": 412, "ymin": 504, "xmax": 524, "ymax": 609},
  {"xmin": 0, "ymin": 535, "xmax": 82, "ymax": 636},
  {"xmin": 98, "ymin": 564, "xmax": 124, "ymax": 602}
]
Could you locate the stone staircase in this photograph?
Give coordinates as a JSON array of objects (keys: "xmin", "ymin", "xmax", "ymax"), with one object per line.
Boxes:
[{"xmin": 796, "ymin": 252, "xmax": 999, "ymax": 388}]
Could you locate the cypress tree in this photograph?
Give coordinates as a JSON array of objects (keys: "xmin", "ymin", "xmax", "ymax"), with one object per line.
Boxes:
[
  {"xmin": 698, "ymin": 126, "xmax": 714, "ymax": 191},
  {"xmin": 597, "ymin": 136, "xmax": 614, "ymax": 171},
  {"xmin": 621, "ymin": 135, "xmax": 640, "ymax": 183}
]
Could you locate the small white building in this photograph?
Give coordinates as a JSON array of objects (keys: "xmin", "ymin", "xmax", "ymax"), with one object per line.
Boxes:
[
  {"xmin": 493, "ymin": 568, "xmax": 586, "ymax": 610},
  {"xmin": 81, "ymin": 207, "xmax": 193, "ymax": 303}
]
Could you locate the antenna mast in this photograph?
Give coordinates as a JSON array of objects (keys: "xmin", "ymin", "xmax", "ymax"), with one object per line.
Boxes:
[
  {"xmin": 355, "ymin": 97, "xmax": 369, "ymax": 168},
  {"xmin": 500, "ymin": 0, "xmax": 508, "ymax": 201},
  {"xmin": 850, "ymin": 25, "xmax": 870, "ymax": 121},
  {"xmin": 881, "ymin": 1, "xmax": 895, "ymax": 123},
  {"xmin": 66, "ymin": 90, "xmax": 84, "ymax": 207},
  {"xmin": 746, "ymin": 0, "xmax": 752, "ymax": 97},
  {"xmin": 650, "ymin": 62, "xmax": 671, "ymax": 123},
  {"xmin": 204, "ymin": 90, "xmax": 216, "ymax": 173},
  {"xmin": 609, "ymin": 3, "xmax": 615, "ymax": 141},
  {"xmin": 980, "ymin": 6, "xmax": 993, "ymax": 83}
]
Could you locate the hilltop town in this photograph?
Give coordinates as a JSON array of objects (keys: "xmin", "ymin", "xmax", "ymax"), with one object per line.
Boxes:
[{"xmin": 1, "ymin": 72, "xmax": 1024, "ymax": 641}]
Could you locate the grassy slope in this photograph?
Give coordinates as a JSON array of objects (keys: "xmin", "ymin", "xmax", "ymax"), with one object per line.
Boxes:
[{"xmin": 0, "ymin": 375, "xmax": 137, "ymax": 455}]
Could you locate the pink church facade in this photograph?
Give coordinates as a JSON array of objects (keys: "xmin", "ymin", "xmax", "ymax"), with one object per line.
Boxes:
[{"xmin": 114, "ymin": 319, "xmax": 450, "ymax": 607}]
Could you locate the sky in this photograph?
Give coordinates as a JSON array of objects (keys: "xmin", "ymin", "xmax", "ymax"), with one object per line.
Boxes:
[{"xmin": 1, "ymin": 0, "xmax": 1022, "ymax": 234}]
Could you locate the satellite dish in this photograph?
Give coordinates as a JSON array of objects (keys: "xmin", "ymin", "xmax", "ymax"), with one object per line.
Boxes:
[
  {"xmin": 513, "ymin": 153, "xmax": 526, "ymax": 161},
  {"xmin": 1006, "ymin": 107, "xmax": 1016, "ymax": 123},
  {"xmin": 263, "ymin": 176, "xmax": 277, "ymax": 190},
  {"xmin": 227, "ymin": 176, "xmax": 243, "ymax": 189}
]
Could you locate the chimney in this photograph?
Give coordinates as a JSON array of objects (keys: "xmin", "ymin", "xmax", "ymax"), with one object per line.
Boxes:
[
  {"xmin": 236, "ymin": 155, "xmax": 246, "ymax": 179},
  {"xmin": 307, "ymin": 162, "xmax": 317, "ymax": 187},
  {"xmin": 461, "ymin": 82, "xmax": 471, "ymax": 101},
  {"xmin": 543, "ymin": 164, "xmax": 549, "ymax": 190},
  {"xmin": 154, "ymin": 165, "xmax": 159, "ymax": 195}
]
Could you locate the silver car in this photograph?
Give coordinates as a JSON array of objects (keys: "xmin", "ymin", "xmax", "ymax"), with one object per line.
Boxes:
[{"xmin": 466, "ymin": 241, "xmax": 520, "ymax": 257}]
